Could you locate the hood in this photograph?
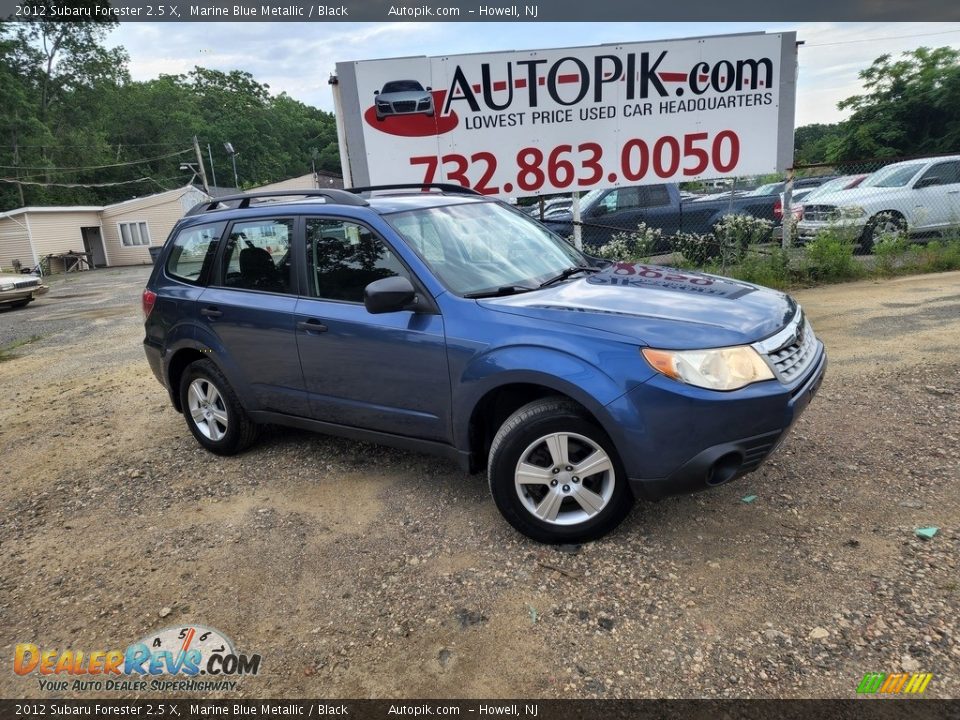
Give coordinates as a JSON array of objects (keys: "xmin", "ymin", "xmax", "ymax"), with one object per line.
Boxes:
[
  {"xmin": 803, "ymin": 185, "xmax": 901, "ymax": 207},
  {"xmin": 478, "ymin": 263, "xmax": 796, "ymax": 349}
]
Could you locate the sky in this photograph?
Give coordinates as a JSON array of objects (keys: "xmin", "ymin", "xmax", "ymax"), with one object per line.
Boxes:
[{"xmin": 108, "ymin": 22, "xmax": 960, "ymax": 127}]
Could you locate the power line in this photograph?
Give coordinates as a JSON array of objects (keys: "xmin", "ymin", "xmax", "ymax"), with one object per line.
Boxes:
[
  {"xmin": 0, "ymin": 176, "xmax": 159, "ymax": 188},
  {"xmin": 803, "ymin": 28, "xmax": 960, "ymax": 48},
  {"xmin": 0, "ymin": 149, "xmax": 191, "ymax": 172},
  {"xmin": 0, "ymin": 141, "xmax": 193, "ymax": 149}
]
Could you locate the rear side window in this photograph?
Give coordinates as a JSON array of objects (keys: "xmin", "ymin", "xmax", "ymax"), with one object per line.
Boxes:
[
  {"xmin": 166, "ymin": 222, "xmax": 225, "ymax": 283},
  {"xmin": 642, "ymin": 185, "xmax": 671, "ymax": 207},
  {"xmin": 219, "ymin": 218, "xmax": 294, "ymax": 294}
]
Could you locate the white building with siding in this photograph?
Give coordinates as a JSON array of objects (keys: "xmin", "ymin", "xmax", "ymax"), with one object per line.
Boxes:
[{"xmin": 0, "ymin": 186, "xmax": 209, "ymax": 272}]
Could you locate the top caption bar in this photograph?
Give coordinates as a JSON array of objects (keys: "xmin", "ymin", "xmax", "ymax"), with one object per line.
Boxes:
[{"xmin": 2, "ymin": 0, "xmax": 960, "ymax": 21}]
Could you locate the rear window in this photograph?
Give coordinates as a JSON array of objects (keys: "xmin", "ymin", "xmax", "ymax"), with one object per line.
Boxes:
[{"xmin": 165, "ymin": 222, "xmax": 225, "ymax": 283}]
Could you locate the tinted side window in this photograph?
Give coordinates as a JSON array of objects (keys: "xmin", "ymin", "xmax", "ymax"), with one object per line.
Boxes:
[
  {"xmin": 219, "ymin": 218, "xmax": 294, "ymax": 294},
  {"xmin": 305, "ymin": 218, "xmax": 408, "ymax": 303},
  {"xmin": 166, "ymin": 222, "xmax": 225, "ymax": 283},
  {"xmin": 919, "ymin": 161, "xmax": 960, "ymax": 186},
  {"xmin": 614, "ymin": 187, "xmax": 641, "ymax": 210},
  {"xmin": 641, "ymin": 185, "xmax": 671, "ymax": 207}
]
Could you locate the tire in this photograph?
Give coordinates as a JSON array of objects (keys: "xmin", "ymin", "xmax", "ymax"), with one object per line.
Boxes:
[
  {"xmin": 859, "ymin": 212, "xmax": 906, "ymax": 255},
  {"xmin": 10, "ymin": 298, "xmax": 31, "ymax": 309},
  {"xmin": 178, "ymin": 359, "xmax": 258, "ymax": 456},
  {"xmin": 488, "ymin": 397, "xmax": 634, "ymax": 543}
]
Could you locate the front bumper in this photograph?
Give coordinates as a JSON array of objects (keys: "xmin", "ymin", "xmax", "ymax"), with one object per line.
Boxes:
[
  {"xmin": 796, "ymin": 218, "xmax": 867, "ymax": 243},
  {"xmin": 0, "ymin": 284, "xmax": 46, "ymax": 303},
  {"xmin": 604, "ymin": 345, "xmax": 826, "ymax": 501}
]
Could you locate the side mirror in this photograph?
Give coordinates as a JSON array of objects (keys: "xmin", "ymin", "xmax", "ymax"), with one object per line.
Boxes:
[
  {"xmin": 590, "ymin": 203, "xmax": 608, "ymax": 217},
  {"xmin": 425, "ymin": 86, "xmax": 432, "ymax": 92},
  {"xmin": 364, "ymin": 276, "xmax": 416, "ymax": 314},
  {"xmin": 374, "ymin": 90, "xmax": 380, "ymax": 96},
  {"xmin": 915, "ymin": 176, "xmax": 941, "ymax": 189}
]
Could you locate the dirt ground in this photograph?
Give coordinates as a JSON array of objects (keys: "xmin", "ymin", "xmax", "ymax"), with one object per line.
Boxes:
[{"xmin": 1, "ymin": 267, "xmax": 958, "ymax": 699}]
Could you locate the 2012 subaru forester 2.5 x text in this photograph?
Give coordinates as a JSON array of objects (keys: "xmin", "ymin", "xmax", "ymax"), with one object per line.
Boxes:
[{"xmin": 143, "ymin": 186, "xmax": 826, "ymax": 544}]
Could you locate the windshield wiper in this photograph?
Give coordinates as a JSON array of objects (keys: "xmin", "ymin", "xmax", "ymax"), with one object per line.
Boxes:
[
  {"xmin": 538, "ymin": 265, "xmax": 601, "ymax": 289},
  {"xmin": 463, "ymin": 285, "xmax": 536, "ymax": 299}
]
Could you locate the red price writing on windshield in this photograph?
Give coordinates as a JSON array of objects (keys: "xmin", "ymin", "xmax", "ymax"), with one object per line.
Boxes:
[{"xmin": 409, "ymin": 130, "xmax": 740, "ymax": 195}]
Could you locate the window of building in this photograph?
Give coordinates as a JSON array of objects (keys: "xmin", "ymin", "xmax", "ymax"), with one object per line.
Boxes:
[{"xmin": 119, "ymin": 221, "xmax": 152, "ymax": 247}]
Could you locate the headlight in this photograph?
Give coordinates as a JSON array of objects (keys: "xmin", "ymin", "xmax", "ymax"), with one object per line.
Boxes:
[
  {"xmin": 642, "ymin": 346, "xmax": 774, "ymax": 391},
  {"xmin": 0, "ymin": 283, "xmax": 15, "ymax": 291},
  {"xmin": 838, "ymin": 205, "xmax": 867, "ymax": 219}
]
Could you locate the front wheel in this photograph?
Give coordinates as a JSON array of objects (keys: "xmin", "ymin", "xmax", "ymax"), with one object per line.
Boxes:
[
  {"xmin": 179, "ymin": 359, "xmax": 258, "ymax": 455},
  {"xmin": 859, "ymin": 212, "xmax": 906, "ymax": 254},
  {"xmin": 488, "ymin": 398, "xmax": 634, "ymax": 543}
]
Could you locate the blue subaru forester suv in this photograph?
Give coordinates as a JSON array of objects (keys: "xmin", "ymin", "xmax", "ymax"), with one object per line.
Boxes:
[{"xmin": 143, "ymin": 185, "xmax": 826, "ymax": 543}]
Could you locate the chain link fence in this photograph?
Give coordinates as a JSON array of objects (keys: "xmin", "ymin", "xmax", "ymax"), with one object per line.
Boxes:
[{"xmin": 522, "ymin": 152, "xmax": 960, "ymax": 268}]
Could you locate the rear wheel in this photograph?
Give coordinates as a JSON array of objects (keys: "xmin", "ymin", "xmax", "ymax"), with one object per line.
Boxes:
[
  {"xmin": 179, "ymin": 359, "xmax": 258, "ymax": 455},
  {"xmin": 859, "ymin": 212, "xmax": 906, "ymax": 254},
  {"xmin": 488, "ymin": 398, "xmax": 634, "ymax": 543}
]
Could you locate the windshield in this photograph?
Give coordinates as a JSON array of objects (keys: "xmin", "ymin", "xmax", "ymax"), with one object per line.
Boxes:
[
  {"xmin": 748, "ymin": 182, "xmax": 782, "ymax": 196},
  {"xmin": 382, "ymin": 80, "xmax": 423, "ymax": 93},
  {"xmin": 862, "ymin": 163, "xmax": 925, "ymax": 188},
  {"xmin": 804, "ymin": 177, "xmax": 850, "ymax": 200},
  {"xmin": 385, "ymin": 201, "xmax": 588, "ymax": 296}
]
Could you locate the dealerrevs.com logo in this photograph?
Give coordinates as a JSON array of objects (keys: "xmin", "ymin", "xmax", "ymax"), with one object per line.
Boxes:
[
  {"xmin": 857, "ymin": 672, "xmax": 933, "ymax": 695},
  {"xmin": 14, "ymin": 624, "xmax": 261, "ymax": 693}
]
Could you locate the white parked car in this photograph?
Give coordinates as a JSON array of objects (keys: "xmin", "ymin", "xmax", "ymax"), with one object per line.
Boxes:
[{"xmin": 796, "ymin": 156, "xmax": 960, "ymax": 252}]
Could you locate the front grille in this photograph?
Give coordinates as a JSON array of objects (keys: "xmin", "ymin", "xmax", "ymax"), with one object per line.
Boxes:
[
  {"xmin": 767, "ymin": 317, "xmax": 818, "ymax": 383},
  {"xmin": 803, "ymin": 204, "xmax": 838, "ymax": 223},
  {"xmin": 17, "ymin": 278, "xmax": 39, "ymax": 289},
  {"xmin": 393, "ymin": 101, "xmax": 417, "ymax": 113}
]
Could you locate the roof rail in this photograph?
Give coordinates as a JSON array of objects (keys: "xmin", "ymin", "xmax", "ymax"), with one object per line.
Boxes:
[
  {"xmin": 346, "ymin": 183, "xmax": 482, "ymax": 197},
  {"xmin": 185, "ymin": 189, "xmax": 368, "ymax": 216}
]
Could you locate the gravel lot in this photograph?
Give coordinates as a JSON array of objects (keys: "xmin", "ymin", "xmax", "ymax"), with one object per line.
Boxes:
[{"xmin": 1, "ymin": 267, "xmax": 958, "ymax": 699}]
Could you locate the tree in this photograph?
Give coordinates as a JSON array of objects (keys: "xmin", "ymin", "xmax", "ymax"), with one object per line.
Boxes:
[
  {"xmin": 0, "ymin": 13, "xmax": 340, "ymax": 210},
  {"xmin": 826, "ymin": 47, "xmax": 960, "ymax": 162}
]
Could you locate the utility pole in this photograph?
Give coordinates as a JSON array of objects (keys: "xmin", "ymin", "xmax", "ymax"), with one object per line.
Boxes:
[
  {"xmin": 192, "ymin": 136, "xmax": 210, "ymax": 194},
  {"xmin": 206, "ymin": 143, "xmax": 218, "ymax": 191},
  {"xmin": 13, "ymin": 136, "xmax": 25, "ymax": 206}
]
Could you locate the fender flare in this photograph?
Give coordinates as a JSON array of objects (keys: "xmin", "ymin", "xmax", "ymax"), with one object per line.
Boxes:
[
  {"xmin": 166, "ymin": 323, "xmax": 258, "ymax": 412},
  {"xmin": 452, "ymin": 345, "xmax": 626, "ymax": 453}
]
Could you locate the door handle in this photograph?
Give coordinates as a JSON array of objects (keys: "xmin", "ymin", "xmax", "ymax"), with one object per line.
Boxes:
[
  {"xmin": 297, "ymin": 319, "xmax": 328, "ymax": 333},
  {"xmin": 200, "ymin": 306, "xmax": 222, "ymax": 318}
]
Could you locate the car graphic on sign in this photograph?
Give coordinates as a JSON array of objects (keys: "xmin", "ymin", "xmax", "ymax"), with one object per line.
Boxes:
[{"xmin": 374, "ymin": 80, "xmax": 434, "ymax": 121}]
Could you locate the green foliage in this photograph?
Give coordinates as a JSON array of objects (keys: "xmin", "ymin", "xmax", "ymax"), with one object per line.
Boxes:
[
  {"xmin": 595, "ymin": 222, "xmax": 662, "ymax": 261},
  {"xmin": 828, "ymin": 47, "xmax": 960, "ymax": 162},
  {"xmin": 727, "ymin": 247, "xmax": 792, "ymax": 289},
  {"xmin": 903, "ymin": 240, "xmax": 960, "ymax": 273},
  {"xmin": 873, "ymin": 233, "xmax": 910, "ymax": 276},
  {"xmin": 713, "ymin": 213, "xmax": 774, "ymax": 261},
  {"xmin": 793, "ymin": 46, "xmax": 960, "ymax": 165},
  {"xmin": 803, "ymin": 230, "xmax": 862, "ymax": 282},
  {"xmin": 0, "ymin": 19, "xmax": 341, "ymax": 210},
  {"xmin": 669, "ymin": 232, "xmax": 716, "ymax": 266},
  {"xmin": 794, "ymin": 123, "xmax": 845, "ymax": 165}
]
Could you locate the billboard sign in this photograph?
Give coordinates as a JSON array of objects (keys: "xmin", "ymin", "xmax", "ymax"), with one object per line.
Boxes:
[{"xmin": 334, "ymin": 32, "xmax": 797, "ymax": 197}]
